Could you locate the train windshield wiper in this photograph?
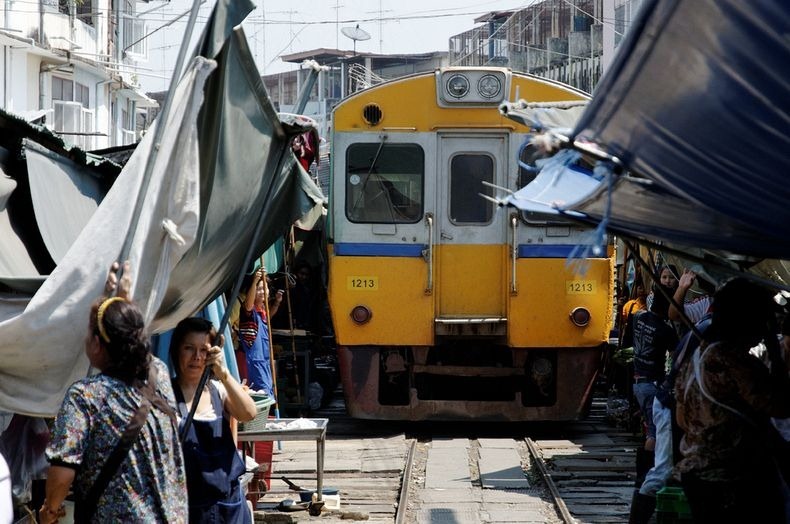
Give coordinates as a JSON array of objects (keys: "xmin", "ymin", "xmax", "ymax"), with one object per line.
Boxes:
[{"xmin": 350, "ymin": 135, "xmax": 399, "ymax": 221}]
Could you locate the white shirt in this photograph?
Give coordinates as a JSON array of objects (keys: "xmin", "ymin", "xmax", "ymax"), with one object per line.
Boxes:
[
  {"xmin": 0, "ymin": 452, "xmax": 12, "ymax": 524},
  {"xmin": 177, "ymin": 380, "xmax": 228, "ymax": 422}
]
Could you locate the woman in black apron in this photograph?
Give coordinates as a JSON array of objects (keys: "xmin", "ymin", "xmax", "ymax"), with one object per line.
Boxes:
[{"xmin": 170, "ymin": 317, "xmax": 258, "ymax": 523}]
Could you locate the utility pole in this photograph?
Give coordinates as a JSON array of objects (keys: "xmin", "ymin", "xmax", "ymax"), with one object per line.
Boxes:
[
  {"xmin": 332, "ymin": 1, "xmax": 343, "ymax": 49},
  {"xmin": 364, "ymin": 2, "xmax": 392, "ymax": 53},
  {"xmin": 379, "ymin": 0, "xmax": 384, "ymax": 55},
  {"xmin": 259, "ymin": 0, "xmax": 264, "ymax": 74}
]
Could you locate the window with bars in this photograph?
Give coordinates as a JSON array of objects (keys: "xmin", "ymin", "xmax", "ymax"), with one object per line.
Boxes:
[{"xmin": 76, "ymin": 0, "xmax": 94, "ymax": 26}]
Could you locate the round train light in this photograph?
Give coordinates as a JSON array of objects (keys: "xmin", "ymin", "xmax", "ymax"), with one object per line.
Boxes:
[
  {"xmin": 477, "ymin": 74, "xmax": 502, "ymax": 99},
  {"xmin": 446, "ymin": 74, "xmax": 470, "ymax": 98},
  {"xmin": 351, "ymin": 305, "xmax": 372, "ymax": 324},
  {"xmin": 570, "ymin": 307, "xmax": 591, "ymax": 327}
]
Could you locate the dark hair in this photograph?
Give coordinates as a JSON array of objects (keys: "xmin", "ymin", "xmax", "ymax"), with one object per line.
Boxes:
[
  {"xmin": 657, "ymin": 265, "xmax": 679, "ymax": 286},
  {"xmin": 712, "ymin": 277, "xmax": 775, "ymax": 345},
  {"xmin": 168, "ymin": 317, "xmax": 217, "ymax": 378},
  {"xmin": 90, "ymin": 299, "xmax": 150, "ymax": 384},
  {"xmin": 649, "ymin": 284, "xmax": 672, "ymax": 317}
]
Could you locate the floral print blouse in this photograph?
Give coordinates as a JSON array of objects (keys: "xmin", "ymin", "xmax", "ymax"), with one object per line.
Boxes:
[
  {"xmin": 675, "ymin": 341, "xmax": 790, "ymax": 482},
  {"xmin": 46, "ymin": 357, "xmax": 187, "ymax": 522}
]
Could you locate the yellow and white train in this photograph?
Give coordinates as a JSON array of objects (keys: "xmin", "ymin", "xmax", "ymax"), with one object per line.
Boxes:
[{"xmin": 327, "ymin": 67, "xmax": 613, "ymax": 421}]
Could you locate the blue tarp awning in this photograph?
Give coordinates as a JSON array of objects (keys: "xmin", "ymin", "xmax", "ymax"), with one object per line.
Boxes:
[{"xmin": 505, "ymin": 0, "xmax": 790, "ymax": 260}]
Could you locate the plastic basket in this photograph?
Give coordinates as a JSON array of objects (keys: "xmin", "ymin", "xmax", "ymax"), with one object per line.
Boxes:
[
  {"xmin": 656, "ymin": 486, "xmax": 693, "ymax": 523},
  {"xmin": 238, "ymin": 394, "xmax": 275, "ymax": 432}
]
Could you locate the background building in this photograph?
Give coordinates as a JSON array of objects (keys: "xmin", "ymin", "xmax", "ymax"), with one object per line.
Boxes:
[
  {"xmin": 0, "ymin": 0, "xmax": 156, "ymax": 150},
  {"xmin": 257, "ymin": 0, "xmax": 642, "ymax": 144},
  {"xmin": 449, "ymin": 0, "xmax": 641, "ymax": 94}
]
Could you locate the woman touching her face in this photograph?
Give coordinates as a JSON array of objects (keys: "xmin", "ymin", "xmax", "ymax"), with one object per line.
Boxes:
[{"xmin": 170, "ymin": 317, "xmax": 256, "ymax": 523}]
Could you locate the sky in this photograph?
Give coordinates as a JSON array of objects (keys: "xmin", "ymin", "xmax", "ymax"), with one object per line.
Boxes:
[{"xmin": 135, "ymin": 0, "xmax": 536, "ymax": 92}]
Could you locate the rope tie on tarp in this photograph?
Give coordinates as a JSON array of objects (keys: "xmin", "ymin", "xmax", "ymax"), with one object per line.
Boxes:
[
  {"xmin": 565, "ymin": 161, "xmax": 614, "ymax": 275},
  {"xmin": 161, "ymin": 219, "xmax": 186, "ymax": 246}
]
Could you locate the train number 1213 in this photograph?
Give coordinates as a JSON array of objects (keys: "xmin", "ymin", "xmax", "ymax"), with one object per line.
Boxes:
[
  {"xmin": 347, "ymin": 276, "xmax": 379, "ymax": 291},
  {"xmin": 566, "ymin": 280, "xmax": 595, "ymax": 295}
]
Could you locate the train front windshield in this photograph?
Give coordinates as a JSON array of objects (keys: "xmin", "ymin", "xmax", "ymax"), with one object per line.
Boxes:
[{"xmin": 345, "ymin": 143, "xmax": 424, "ymax": 224}]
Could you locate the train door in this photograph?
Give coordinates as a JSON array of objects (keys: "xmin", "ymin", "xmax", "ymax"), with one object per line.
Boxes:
[{"xmin": 435, "ymin": 134, "xmax": 508, "ymax": 322}]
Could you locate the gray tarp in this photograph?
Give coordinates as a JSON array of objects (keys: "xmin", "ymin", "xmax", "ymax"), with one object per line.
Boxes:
[
  {"xmin": 0, "ymin": 167, "xmax": 41, "ymax": 293},
  {"xmin": 0, "ymin": 0, "xmax": 323, "ymax": 415},
  {"xmin": 0, "ymin": 56, "xmax": 213, "ymax": 415},
  {"xmin": 150, "ymin": 0, "xmax": 323, "ymax": 330},
  {"xmin": 25, "ymin": 140, "xmax": 105, "ymax": 264}
]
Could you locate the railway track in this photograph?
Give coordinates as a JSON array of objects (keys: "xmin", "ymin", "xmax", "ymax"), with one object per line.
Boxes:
[{"xmin": 254, "ymin": 394, "xmax": 640, "ymax": 523}]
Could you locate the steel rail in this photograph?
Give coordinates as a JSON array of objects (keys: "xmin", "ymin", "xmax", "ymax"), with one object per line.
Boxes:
[
  {"xmin": 525, "ymin": 437, "xmax": 576, "ymax": 524},
  {"xmin": 394, "ymin": 439, "xmax": 418, "ymax": 524}
]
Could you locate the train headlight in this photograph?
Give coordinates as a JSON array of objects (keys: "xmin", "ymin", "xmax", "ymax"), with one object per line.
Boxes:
[
  {"xmin": 477, "ymin": 74, "xmax": 502, "ymax": 99},
  {"xmin": 570, "ymin": 307, "xmax": 591, "ymax": 327},
  {"xmin": 350, "ymin": 305, "xmax": 372, "ymax": 324},
  {"xmin": 446, "ymin": 74, "xmax": 470, "ymax": 98}
]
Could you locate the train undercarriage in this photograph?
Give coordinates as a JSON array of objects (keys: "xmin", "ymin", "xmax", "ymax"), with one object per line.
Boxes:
[{"xmin": 337, "ymin": 342, "xmax": 605, "ymax": 421}]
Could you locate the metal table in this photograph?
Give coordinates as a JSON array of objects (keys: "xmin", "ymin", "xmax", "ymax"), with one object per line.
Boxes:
[{"xmin": 237, "ymin": 418, "xmax": 328, "ymax": 500}]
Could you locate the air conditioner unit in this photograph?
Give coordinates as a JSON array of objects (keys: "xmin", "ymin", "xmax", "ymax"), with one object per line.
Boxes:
[
  {"xmin": 53, "ymin": 101, "xmax": 96, "ymax": 150},
  {"xmin": 53, "ymin": 100, "xmax": 83, "ymax": 135}
]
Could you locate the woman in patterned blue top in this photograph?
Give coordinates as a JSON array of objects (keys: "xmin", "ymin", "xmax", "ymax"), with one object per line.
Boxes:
[{"xmin": 41, "ymin": 262, "xmax": 187, "ymax": 523}]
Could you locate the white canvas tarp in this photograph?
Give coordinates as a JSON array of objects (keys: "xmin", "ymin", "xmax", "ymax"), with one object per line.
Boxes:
[{"xmin": 0, "ymin": 57, "xmax": 216, "ymax": 416}]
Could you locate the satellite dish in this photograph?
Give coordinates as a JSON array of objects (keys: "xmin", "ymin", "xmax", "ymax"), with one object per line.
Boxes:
[{"xmin": 341, "ymin": 24, "xmax": 371, "ymax": 55}]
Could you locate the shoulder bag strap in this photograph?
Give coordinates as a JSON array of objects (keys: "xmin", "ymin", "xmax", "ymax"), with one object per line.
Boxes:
[
  {"xmin": 78, "ymin": 395, "xmax": 152, "ymax": 522},
  {"xmin": 78, "ymin": 366, "xmax": 173, "ymax": 521}
]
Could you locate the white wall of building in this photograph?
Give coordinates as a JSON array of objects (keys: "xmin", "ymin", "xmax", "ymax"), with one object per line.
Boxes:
[{"xmin": 1, "ymin": 0, "xmax": 151, "ymax": 149}]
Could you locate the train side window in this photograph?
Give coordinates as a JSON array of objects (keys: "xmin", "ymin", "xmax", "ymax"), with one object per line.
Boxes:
[
  {"xmin": 518, "ymin": 143, "xmax": 573, "ymax": 226},
  {"xmin": 345, "ymin": 143, "xmax": 424, "ymax": 224},
  {"xmin": 449, "ymin": 154, "xmax": 494, "ymax": 224}
]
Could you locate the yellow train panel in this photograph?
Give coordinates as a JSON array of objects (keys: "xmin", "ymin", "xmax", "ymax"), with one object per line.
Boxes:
[
  {"xmin": 329, "ymin": 255, "xmax": 434, "ymax": 346},
  {"xmin": 436, "ymin": 244, "xmax": 507, "ymax": 317},
  {"xmin": 508, "ymin": 258, "xmax": 613, "ymax": 347},
  {"xmin": 333, "ymin": 74, "xmax": 586, "ymax": 133}
]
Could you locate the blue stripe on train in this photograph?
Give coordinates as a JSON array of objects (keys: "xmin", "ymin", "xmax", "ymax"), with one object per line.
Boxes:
[
  {"xmin": 334, "ymin": 243, "xmax": 426, "ymax": 257},
  {"xmin": 334, "ymin": 243, "xmax": 579, "ymax": 257},
  {"xmin": 517, "ymin": 244, "xmax": 577, "ymax": 258}
]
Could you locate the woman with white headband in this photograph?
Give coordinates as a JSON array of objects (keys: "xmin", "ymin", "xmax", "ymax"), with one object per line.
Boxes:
[{"xmin": 40, "ymin": 262, "xmax": 187, "ymax": 523}]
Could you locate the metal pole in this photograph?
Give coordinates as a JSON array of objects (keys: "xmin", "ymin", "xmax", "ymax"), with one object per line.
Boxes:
[{"xmin": 294, "ymin": 62, "xmax": 322, "ymax": 114}]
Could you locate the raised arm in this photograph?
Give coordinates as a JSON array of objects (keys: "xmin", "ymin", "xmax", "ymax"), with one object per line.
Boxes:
[
  {"xmin": 244, "ymin": 268, "xmax": 264, "ymax": 312},
  {"xmin": 668, "ymin": 269, "xmax": 696, "ymax": 322},
  {"xmin": 206, "ymin": 336, "xmax": 257, "ymax": 421},
  {"xmin": 268, "ymin": 288, "xmax": 284, "ymax": 318}
]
